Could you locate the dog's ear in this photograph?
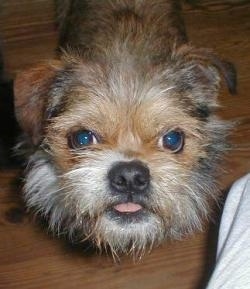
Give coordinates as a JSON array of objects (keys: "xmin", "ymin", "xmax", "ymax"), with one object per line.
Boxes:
[
  {"xmin": 176, "ymin": 45, "xmax": 237, "ymax": 95},
  {"xmin": 193, "ymin": 49, "xmax": 237, "ymax": 95},
  {"xmin": 14, "ymin": 61, "xmax": 62, "ymax": 145}
]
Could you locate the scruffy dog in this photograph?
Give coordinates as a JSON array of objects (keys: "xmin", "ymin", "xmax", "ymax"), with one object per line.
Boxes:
[{"xmin": 14, "ymin": 0, "xmax": 236, "ymax": 257}]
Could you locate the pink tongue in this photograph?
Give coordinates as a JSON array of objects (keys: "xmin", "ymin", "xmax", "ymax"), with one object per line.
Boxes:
[{"xmin": 114, "ymin": 202, "xmax": 142, "ymax": 213}]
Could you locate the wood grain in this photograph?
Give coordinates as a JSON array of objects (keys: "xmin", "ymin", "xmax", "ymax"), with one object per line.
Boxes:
[{"xmin": 0, "ymin": 1, "xmax": 250, "ymax": 289}]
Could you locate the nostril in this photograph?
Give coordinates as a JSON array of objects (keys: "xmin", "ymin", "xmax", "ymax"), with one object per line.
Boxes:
[
  {"xmin": 112, "ymin": 175, "xmax": 127, "ymax": 189},
  {"xmin": 134, "ymin": 173, "xmax": 149, "ymax": 189}
]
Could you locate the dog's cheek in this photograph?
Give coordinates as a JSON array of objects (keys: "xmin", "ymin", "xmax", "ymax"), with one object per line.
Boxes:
[
  {"xmin": 57, "ymin": 150, "xmax": 131, "ymax": 216},
  {"xmin": 149, "ymin": 177, "xmax": 207, "ymax": 239},
  {"xmin": 23, "ymin": 151, "xmax": 109, "ymax": 235},
  {"xmin": 62, "ymin": 164, "xmax": 109, "ymax": 216},
  {"xmin": 148, "ymin": 152, "xmax": 213, "ymax": 237},
  {"xmin": 23, "ymin": 156, "xmax": 73, "ymax": 234}
]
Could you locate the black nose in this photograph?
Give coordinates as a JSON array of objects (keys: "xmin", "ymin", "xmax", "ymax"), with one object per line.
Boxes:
[{"xmin": 108, "ymin": 160, "xmax": 150, "ymax": 194}]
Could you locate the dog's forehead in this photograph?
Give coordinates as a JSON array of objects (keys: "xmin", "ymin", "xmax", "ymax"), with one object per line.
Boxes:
[
  {"xmin": 57, "ymin": 62, "xmax": 187, "ymax": 112},
  {"xmin": 48, "ymin": 61, "xmax": 202, "ymax": 138},
  {"xmin": 50, "ymin": 83, "xmax": 199, "ymax": 140}
]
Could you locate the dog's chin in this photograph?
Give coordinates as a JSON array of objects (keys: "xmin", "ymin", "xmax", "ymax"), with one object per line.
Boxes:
[{"xmin": 90, "ymin": 206, "xmax": 165, "ymax": 256}]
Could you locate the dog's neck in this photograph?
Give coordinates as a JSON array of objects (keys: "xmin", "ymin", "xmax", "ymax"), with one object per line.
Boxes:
[{"xmin": 58, "ymin": 0, "xmax": 187, "ymax": 62}]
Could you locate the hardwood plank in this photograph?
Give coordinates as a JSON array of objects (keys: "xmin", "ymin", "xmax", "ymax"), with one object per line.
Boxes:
[{"xmin": 0, "ymin": 0, "xmax": 57, "ymax": 75}]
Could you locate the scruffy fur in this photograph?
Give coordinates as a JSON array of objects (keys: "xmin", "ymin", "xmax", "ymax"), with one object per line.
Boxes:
[{"xmin": 14, "ymin": 0, "xmax": 236, "ymax": 257}]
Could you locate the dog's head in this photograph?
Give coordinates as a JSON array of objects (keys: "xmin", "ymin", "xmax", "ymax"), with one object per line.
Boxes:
[{"xmin": 14, "ymin": 46, "xmax": 236, "ymax": 256}]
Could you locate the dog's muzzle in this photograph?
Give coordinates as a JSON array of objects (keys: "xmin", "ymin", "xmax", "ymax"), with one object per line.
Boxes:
[{"xmin": 107, "ymin": 160, "xmax": 150, "ymax": 217}]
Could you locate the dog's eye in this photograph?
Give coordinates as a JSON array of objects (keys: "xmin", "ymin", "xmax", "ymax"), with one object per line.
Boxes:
[
  {"xmin": 68, "ymin": 130, "xmax": 98, "ymax": 149},
  {"xmin": 159, "ymin": 130, "xmax": 184, "ymax": 153}
]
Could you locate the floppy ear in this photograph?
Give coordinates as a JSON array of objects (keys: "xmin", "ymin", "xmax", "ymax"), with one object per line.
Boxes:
[
  {"xmin": 14, "ymin": 61, "xmax": 62, "ymax": 146},
  {"xmin": 194, "ymin": 49, "xmax": 237, "ymax": 95},
  {"xmin": 176, "ymin": 45, "xmax": 237, "ymax": 95}
]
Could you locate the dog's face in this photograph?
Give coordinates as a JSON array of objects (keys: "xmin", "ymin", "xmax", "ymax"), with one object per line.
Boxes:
[{"xmin": 14, "ymin": 46, "xmax": 235, "ymax": 256}]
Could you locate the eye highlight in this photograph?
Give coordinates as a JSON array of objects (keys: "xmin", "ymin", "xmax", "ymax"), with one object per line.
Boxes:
[
  {"xmin": 68, "ymin": 130, "xmax": 99, "ymax": 149},
  {"xmin": 159, "ymin": 130, "xmax": 184, "ymax": 153}
]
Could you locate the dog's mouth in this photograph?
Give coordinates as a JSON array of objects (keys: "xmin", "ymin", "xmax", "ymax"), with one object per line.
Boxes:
[
  {"xmin": 106, "ymin": 202, "xmax": 148, "ymax": 224},
  {"xmin": 113, "ymin": 202, "xmax": 143, "ymax": 213}
]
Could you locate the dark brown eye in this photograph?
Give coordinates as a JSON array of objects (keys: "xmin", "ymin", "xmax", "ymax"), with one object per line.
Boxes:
[
  {"xmin": 68, "ymin": 130, "xmax": 98, "ymax": 149},
  {"xmin": 159, "ymin": 130, "xmax": 184, "ymax": 153}
]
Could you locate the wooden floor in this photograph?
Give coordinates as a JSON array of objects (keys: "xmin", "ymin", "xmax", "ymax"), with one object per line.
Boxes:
[{"xmin": 0, "ymin": 1, "xmax": 250, "ymax": 289}]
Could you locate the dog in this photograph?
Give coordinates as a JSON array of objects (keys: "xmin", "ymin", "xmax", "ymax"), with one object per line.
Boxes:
[{"xmin": 14, "ymin": 0, "xmax": 236, "ymax": 257}]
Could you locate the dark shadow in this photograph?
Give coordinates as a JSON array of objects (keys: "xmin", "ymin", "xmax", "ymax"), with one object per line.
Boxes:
[
  {"xmin": 0, "ymin": 79, "xmax": 22, "ymax": 169},
  {"xmin": 33, "ymin": 213, "xmax": 108, "ymax": 259},
  {"xmin": 195, "ymin": 186, "xmax": 232, "ymax": 289},
  {"xmin": 0, "ymin": 35, "xmax": 22, "ymax": 169}
]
